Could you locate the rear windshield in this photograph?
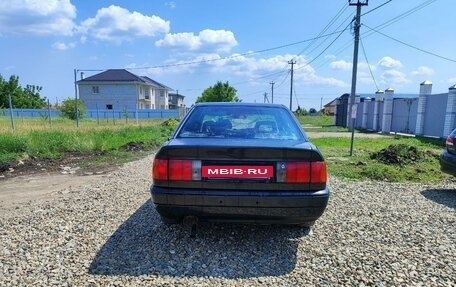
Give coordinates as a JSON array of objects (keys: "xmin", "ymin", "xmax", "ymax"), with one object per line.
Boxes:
[{"xmin": 176, "ymin": 105, "xmax": 305, "ymax": 140}]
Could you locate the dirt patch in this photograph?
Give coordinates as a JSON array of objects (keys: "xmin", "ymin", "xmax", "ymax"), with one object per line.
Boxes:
[
  {"xmin": 370, "ymin": 144, "xmax": 425, "ymax": 165},
  {"xmin": 0, "ymin": 151, "xmax": 115, "ymax": 180}
]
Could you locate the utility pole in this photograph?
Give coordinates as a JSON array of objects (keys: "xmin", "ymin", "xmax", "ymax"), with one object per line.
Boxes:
[
  {"xmin": 74, "ymin": 69, "xmax": 79, "ymax": 128},
  {"xmin": 348, "ymin": 0, "xmax": 368, "ymax": 155},
  {"xmin": 270, "ymin": 81, "xmax": 275, "ymax": 103},
  {"xmin": 288, "ymin": 59, "xmax": 296, "ymax": 111},
  {"xmin": 8, "ymin": 93, "xmax": 15, "ymax": 131}
]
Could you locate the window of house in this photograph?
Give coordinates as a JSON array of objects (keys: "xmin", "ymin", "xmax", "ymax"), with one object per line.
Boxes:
[
  {"xmin": 106, "ymin": 104, "xmax": 113, "ymax": 110},
  {"xmin": 145, "ymin": 88, "xmax": 150, "ymax": 99},
  {"xmin": 92, "ymin": 86, "xmax": 99, "ymax": 94},
  {"xmin": 160, "ymin": 90, "xmax": 165, "ymax": 98}
]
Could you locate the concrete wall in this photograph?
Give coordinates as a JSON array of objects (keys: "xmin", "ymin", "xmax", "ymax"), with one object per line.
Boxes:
[
  {"xmin": 391, "ymin": 98, "xmax": 418, "ymax": 134},
  {"xmin": 336, "ymin": 81, "xmax": 456, "ymax": 138},
  {"xmin": 422, "ymin": 93, "xmax": 447, "ymax": 137}
]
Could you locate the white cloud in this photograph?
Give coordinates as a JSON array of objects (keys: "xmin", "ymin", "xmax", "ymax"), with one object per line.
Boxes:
[
  {"xmin": 325, "ymin": 54, "xmax": 337, "ymax": 61},
  {"xmin": 51, "ymin": 41, "xmax": 76, "ymax": 50},
  {"xmin": 165, "ymin": 2, "xmax": 176, "ymax": 9},
  {"xmin": 330, "ymin": 60, "xmax": 352, "ymax": 70},
  {"xmin": 380, "ymin": 69, "xmax": 410, "ymax": 86},
  {"xmin": 79, "ymin": 5, "xmax": 170, "ymax": 43},
  {"xmin": 377, "ymin": 56, "xmax": 403, "ymax": 69},
  {"xmin": 143, "ymin": 53, "xmax": 348, "ymax": 89},
  {"xmin": 412, "ymin": 66, "xmax": 434, "ymax": 76},
  {"xmin": 155, "ymin": 29, "xmax": 238, "ymax": 52},
  {"xmin": 0, "ymin": 0, "xmax": 76, "ymax": 35}
]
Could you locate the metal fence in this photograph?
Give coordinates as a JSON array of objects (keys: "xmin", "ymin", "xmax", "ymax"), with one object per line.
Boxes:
[{"xmin": 1, "ymin": 108, "xmax": 183, "ymax": 119}]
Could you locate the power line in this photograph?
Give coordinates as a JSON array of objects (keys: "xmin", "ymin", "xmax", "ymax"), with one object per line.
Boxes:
[
  {"xmin": 360, "ymin": 38, "xmax": 379, "ymax": 90},
  {"xmin": 295, "ymin": 19, "xmax": 353, "ymax": 72},
  {"xmin": 124, "ymin": 30, "xmax": 352, "ymax": 71},
  {"xmin": 294, "ymin": 2, "xmax": 350, "ymax": 59},
  {"xmin": 363, "ymin": 24, "xmax": 456, "ymax": 63},
  {"xmin": 362, "ymin": 0, "xmax": 436, "ymax": 38},
  {"xmin": 361, "ymin": 0, "xmax": 393, "ymax": 16},
  {"xmin": 299, "ymin": 0, "xmax": 438, "ymax": 75}
]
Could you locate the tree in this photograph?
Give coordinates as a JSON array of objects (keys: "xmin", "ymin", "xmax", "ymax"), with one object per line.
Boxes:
[
  {"xmin": 60, "ymin": 98, "xmax": 86, "ymax": 120},
  {"xmin": 309, "ymin": 108, "xmax": 317, "ymax": 114},
  {"xmin": 196, "ymin": 81, "xmax": 240, "ymax": 103},
  {"xmin": 0, "ymin": 74, "xmax": 46, "ymax": 108}
]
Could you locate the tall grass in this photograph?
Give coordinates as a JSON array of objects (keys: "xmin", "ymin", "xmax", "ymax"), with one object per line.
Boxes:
[{"xmin": 0, "ymin": 118, "xmax": 174, "ymax": 163}]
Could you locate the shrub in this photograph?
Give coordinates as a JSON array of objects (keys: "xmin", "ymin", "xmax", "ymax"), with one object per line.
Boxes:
[{"xmin": 59, "ymin": 98, "xmax": 86, "ymax": 120}]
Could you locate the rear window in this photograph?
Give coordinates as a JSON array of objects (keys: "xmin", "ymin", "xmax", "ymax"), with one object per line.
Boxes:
[{"xmin": 177, "ymin": 105, "xmax": 304, "ymax": 140}]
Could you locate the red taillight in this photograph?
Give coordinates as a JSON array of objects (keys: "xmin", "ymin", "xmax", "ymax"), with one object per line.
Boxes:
[
  {"xmin": 446, "ymin": 137, "xmax": 454, "ymax": 147},
  {"xmin": 169, "ymin": 159, "xmax": 193, "ymax": 180},
  {"xmin": 286, "ymin": 162, "xmax": 311, "ymax": 183},
  {"xmin": 152, "ymin": 159, "xmax": 197, "ymax": 181},
  {"xmin": 310, "ymin": 161, "xmax": 327, "ymax": 184},
  {"xmin": 153, "ymin": 159, "xmax": 168, "ymax": 180},
  {"xmin": 284, "ymin": 161, "xmax": 327, "ymax": 184}
]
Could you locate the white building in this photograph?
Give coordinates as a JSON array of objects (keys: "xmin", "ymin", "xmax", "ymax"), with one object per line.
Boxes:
[{"xmin": 77, "ymin": 69, "xmax": 172, "ymax": 110}]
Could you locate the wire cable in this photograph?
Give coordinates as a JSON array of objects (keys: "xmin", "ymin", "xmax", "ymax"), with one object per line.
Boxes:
[
  {"xmin": 363, "ymin": 24, "xmax": 456, "ymax": 63},
  {"xmin": 361, "ymin": 0, "xmax": 393, "ymax": 16},
  {"xmin": 294, "ymin": 2, "xmax": 350, "ymax": 59},
  {"xmin": 360, "ymin": 38, "xmax": 379, "ymax": 90}
]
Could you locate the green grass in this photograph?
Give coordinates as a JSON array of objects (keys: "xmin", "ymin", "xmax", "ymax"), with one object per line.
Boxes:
[
  {"xmin": 0, "ymin": 116, "xmax": 451, "ymax": 183},
  {"xmin": 0, "ymin": 118, "xmax": 176, "ymax": 166},
  {"xmin": 312, "ymin": 135, "xmax": 447, "ymax": 183},
  {"xmin": 297, "ymin": 115, "xmax": 347, "ymax": 132}
]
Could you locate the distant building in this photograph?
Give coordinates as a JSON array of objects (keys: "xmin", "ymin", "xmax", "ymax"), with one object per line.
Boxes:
[
  {"xmin": 168, "ymin": 92, "xmax": 185, "ymax": 109},
  {"xmin": 77, "ymin": 69, "xmax": 172, "ymax": 110}
]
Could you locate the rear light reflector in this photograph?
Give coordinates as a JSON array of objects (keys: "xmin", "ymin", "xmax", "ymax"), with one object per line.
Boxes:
[{"xmin": 278, "ymin": 161, "xmax": 327, "ymax": 184}]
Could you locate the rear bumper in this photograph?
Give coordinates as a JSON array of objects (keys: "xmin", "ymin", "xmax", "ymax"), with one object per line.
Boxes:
[
  {"xmin": 440, "ymin": 151, "xmax": 456, "ymax": 176},
  {"xmin": 150, "ymin": 186, "xmax": 330, "ymax": 225}
]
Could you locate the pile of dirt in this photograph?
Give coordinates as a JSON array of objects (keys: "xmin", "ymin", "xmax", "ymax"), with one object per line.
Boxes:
[{"xmin": 370, "ymin": 144, "xmax": 422, "ymax": 165}]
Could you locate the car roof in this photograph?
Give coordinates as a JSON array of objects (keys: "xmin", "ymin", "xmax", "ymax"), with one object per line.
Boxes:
[{"xmin": 193, "ymin": 102, "xmax": 288, "ymax": 108}]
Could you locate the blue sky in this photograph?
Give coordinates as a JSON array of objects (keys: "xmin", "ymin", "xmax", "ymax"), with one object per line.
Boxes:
[{"xmin": 0, "ymin": 0, "xmax": 454, "ymax": 110}]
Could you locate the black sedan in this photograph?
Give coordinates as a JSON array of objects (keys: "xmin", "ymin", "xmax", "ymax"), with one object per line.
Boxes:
[
  {"xmin": 150, "ymin": 102, "xmax": 330, "ymax": 228},
  {"xmin": 440, "ymin": 129, "xmax": 456, "ymax": 176}
]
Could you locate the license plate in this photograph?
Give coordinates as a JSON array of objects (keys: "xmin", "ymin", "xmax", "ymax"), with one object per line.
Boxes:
[{"xmin": 202, "ymin": 165, "xmax": 273, "ymax": 178}]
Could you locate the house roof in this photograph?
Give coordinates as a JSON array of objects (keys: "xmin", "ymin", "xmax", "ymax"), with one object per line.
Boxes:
[
  {"xmin": 169, "ymin": 93, "xmax": 185, "ymax": 98},
  {"xmin": 140, "ymin": 76, "xmax": 173, "ymax": 90},
  {"xmin": 77, "ymin": 69, "xmax": 172, "ymax": 90}
]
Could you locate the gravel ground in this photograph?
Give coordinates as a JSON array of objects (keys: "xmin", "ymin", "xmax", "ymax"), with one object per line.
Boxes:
[{"xmin": 1, "ymin": 153, "xmax": 455, "ymax": 286}]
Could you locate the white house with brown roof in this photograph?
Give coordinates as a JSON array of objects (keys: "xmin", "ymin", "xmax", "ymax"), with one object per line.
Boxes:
[{"xmin": 77, "ymin": 69, "xmax": 173, "ymax": 110}]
